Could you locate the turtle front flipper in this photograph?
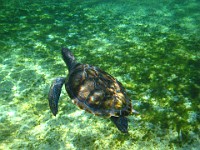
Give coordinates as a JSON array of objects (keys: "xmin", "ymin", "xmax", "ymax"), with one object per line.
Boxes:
[
  {"xmin": 48, "ymin": 77, "xmax": 66, "ymax": 116},
  {"xmin": 110, "ymin": 116, "xmax": 128, "ymax": 133}
]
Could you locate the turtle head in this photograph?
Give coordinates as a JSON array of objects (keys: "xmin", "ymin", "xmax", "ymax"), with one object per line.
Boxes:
[{"xmin": 61, "ymin": 48, "xmax": 77, "ymax": 71}]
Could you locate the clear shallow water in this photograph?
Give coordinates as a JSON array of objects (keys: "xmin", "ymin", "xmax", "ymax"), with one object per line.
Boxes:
[{"xmin": 0, "ymin": 0, "xmax": 199, "ymax": 149}]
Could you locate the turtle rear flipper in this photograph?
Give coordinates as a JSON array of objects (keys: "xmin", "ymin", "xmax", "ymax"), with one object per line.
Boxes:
[
  {"xmin": 48, "ymin": 77, "xmax": 66, "ymax": 116},
  {"xmin": 110, "ymin": 116, "xmax": 128, "ymax": 133}
]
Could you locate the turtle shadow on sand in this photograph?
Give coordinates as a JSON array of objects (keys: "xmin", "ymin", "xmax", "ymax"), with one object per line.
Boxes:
[{"xmin": 68, "ymin": 128, "xmax": 132, "ymax": 150}]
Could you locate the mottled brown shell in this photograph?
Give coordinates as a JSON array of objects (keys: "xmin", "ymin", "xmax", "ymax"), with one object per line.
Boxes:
[{"xmin": 66, "ymin": 64, "xmax": 132, "ymax": 117}]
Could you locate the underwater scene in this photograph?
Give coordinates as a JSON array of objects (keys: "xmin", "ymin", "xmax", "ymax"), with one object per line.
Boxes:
[{"xmin": 0, "ymin": 0, "xmax": 199, "ymax": 149}]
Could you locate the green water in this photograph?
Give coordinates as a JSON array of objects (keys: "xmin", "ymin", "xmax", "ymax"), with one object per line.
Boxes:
[{"xmin": 0, "ymin": 0, "xmax": 199, "ymax": 149}]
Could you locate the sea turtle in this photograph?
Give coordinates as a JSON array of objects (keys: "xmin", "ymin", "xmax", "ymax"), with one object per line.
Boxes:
[{"xmin": 48, "ymin": 48, "xmax": 137, "ymax": 133}]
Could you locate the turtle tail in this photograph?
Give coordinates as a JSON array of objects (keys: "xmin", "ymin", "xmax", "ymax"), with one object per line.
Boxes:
[{"xmin": 61, "ymin": 48, "xmax": 78, "ymax": 71}]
